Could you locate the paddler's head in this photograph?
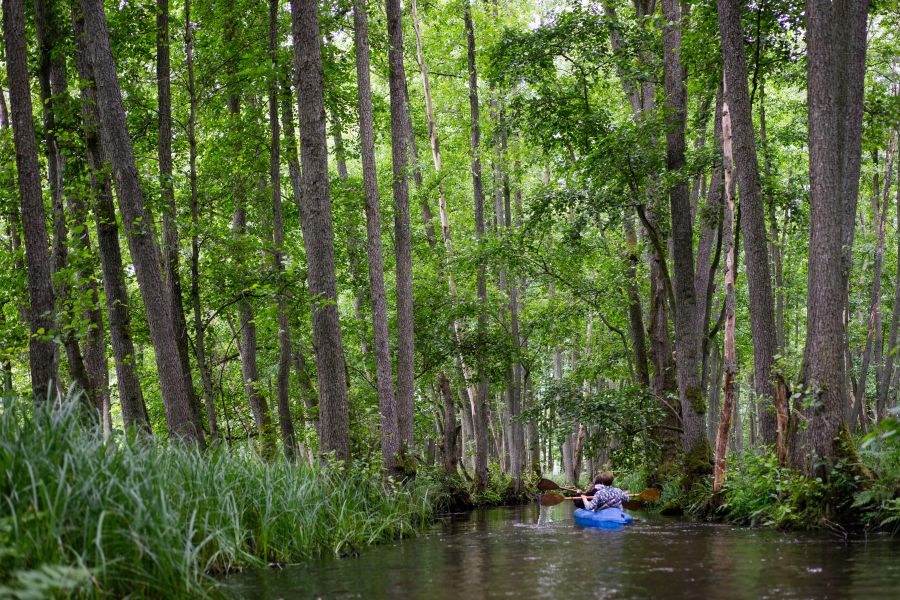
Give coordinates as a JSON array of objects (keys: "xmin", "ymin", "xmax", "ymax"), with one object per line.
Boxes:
[{"xmin": 595, "ymin": 471, "xmax": 614, "ymax": 487}]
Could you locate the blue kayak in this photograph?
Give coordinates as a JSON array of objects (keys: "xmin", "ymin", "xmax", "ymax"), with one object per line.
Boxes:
[{"xmin": 573, "ymin": 507, "xmax": 633, "ymax": 529}]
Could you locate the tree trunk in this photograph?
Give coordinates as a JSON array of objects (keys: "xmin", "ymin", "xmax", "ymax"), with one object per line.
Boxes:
[
  {"xmin": 625, "ymin": 209, "xmax": 650, "ymax": 387},
  {"xmin": 226, "ymin": 42, "xmax": 275, "ymax": 458},
  {"xmin": 71, "ymin": 5, "xmax": 150, "ymax": 432},
  {"xmin": 714, "ymin": 89, "xmax": 738, "ymax": 495},
  {"xmin": 438, "ymin": 371, "xmax": 458, "ymax": 476},
  {"xmin": 3, "ymin": 0, "xmax": 59, "ymax": 404},
  {"xmin": 793, "ymin": 0, "xmax": 869, "ymax": 476},
  {"xmin": 410, "ymin": 0, "xmax": 480, "ymax": 442},
  {"xmin": 270, "ymin": 0, "xmax": 296, "ymax": 459},
  {"xmin": 353, "ymin": 0, "xmax": 400, "ymax": 473},
  {"xmin": 465, "ymin": 3, "xmax": 490, "ymax": 492},
  {"xmin": 385, "ymin": 0, "xmax": 416, "ymax": 449},
  {"xmin": 718, "ymin": 0, "xmax": 779, "ymax": 446},
  {"xmin": 157, "ymin": 0, "xmax": 202, "ymax": 434},
  {"xmin": 877, "ymin": 159, "xmax": 900, "ymax": 422},
  {"xmin": 661, "ymin": 0, "xmax": 710, "ymax": 484},
  {"xmin": 184, "ymin": 0, "xmax": 218, "ymax": 444},
  {"xmin": 80, "ymin": 0, "xmax": 203, "ymax": 445},
  {"xmin": 291, "ymin": 0, "xmax": 350, "ymax": 463},
  {"xmin": 854, "ymin": 134, "xmax": 894, "ymax": 431}
]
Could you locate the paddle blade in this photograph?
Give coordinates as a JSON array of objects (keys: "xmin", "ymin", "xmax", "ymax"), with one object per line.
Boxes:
[
  {"xmin": 537, "ymin": 478, "xmax": 562, "ymax": 492},
  {"xmin": 635, "ymin": 488, "xmax": 661, "ymax": 502},
  {"xmin": 539, "ymin": 493, "xmax": 568, "ymax": 507}
]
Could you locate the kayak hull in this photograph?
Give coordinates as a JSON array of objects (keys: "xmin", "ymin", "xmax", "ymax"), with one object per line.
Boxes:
[{"xmin": 573, "ymin": 507, "xmax": 633, "ymax": 529}]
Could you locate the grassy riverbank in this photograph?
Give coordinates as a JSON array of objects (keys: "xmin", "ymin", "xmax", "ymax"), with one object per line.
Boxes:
[
  {"xmin": 0, "ymin": 401, "xmax": 523, "ymax": 598},
  {"xmin": 609, "ymin": 416, "xmax": 900, "ymax": 532}
]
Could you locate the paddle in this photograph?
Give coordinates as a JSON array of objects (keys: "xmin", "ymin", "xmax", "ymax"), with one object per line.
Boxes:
[
  {"xmin": 537, "ymin": 478, "xmax": 581, "ymax": 493},
  {"xmin": 539, "ymin": 487, "xmax": 661, "ymax": 507}
]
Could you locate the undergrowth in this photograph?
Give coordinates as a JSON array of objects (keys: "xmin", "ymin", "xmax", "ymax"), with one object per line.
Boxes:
[{"xmin": 0, "ymin": 400, "xmax": 443, "ymax": 598}]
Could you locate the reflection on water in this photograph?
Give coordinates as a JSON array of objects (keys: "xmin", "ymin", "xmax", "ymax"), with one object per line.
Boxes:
[{"xmin": 227, "ymin": 504, "xmax": 900, "ymax": 599}]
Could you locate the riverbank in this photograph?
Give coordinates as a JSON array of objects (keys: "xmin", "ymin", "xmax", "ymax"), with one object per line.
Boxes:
[
  {"xmin": 0, "ymin": 402, "xmax": 523, "ymax": 598},
  {"xmin": 616, "ymin": 416, "xmax": 900, "ymax": 532}
]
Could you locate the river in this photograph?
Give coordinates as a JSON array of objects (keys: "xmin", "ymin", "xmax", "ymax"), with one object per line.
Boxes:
[{"xmin": 227, "ymin": 504, "xmax": 900, "ymax": 599}]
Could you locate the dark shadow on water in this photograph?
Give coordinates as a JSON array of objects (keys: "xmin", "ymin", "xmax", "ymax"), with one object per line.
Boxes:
[{"xmin": 226, "ymin": 504, "xmax": 900, "ymax": 599}]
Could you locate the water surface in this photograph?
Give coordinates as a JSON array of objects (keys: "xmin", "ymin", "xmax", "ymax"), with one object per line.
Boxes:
[{"xmin": 228, "ymin": 504, "xmax": 900, "ymax": 599}]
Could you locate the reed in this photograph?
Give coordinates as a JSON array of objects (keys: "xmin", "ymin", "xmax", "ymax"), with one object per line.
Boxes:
[{"xmin": 0, "ymin": 399, "xmax": 440, "ymax": 598}]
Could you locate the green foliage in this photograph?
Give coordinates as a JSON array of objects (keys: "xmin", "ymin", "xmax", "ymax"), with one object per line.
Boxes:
[
  {"xmin": 0, "ymin": 399, "xmax": 441, "ymax": 598},
  {"xmin": 715, "ymin": 452, "xmax": 827, "ymax": 528},
  {"xmin": 856, "ymin": 414, "xmax": 900, "ymax": 531}
]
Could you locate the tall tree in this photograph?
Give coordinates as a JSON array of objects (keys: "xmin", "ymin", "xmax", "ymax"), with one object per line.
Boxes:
[
  {"xmin": 270, "ymin": 0, "xmax": 296, "ymax": 459},
  {"xmin": 385, "ymin": 0, "xmax": 416, "ymax": 448},
  {"xmin": 713, "ymin": 86, "xmax": 737, "ymax": 494},
  {"xmin": 465, "ymin": 2, "xmax": 491, "ymax": 492},
  {"xmin": 224, "ymin": 20, "xmax": 275, "ymax": 457},
  {"xmin": 72, "ymin": 4, "xmax": 150, "ymax": 432},
  {"xmin": 353, "ymin": 0, "xmax": 400, "ymax": 472},
  {"xmin": 80, "ymin": 0, "xmax": 203, "ymax": 445},
  {"xmin": 661, "ymin": 0, "xmax": 710, "ymax": 483},
  {"xmin": 291, "ymin": 0, "xmax": 350, "ymax": 463},
  {"xmin": 157, "ymin": 0, "xmax": 202, "ymax": 433},
  {"xmin": 717, "ymin": 0, "xmax": 779, "ymax": 447},
  {"xmin": 34, "ymin": 0, "xmax": 98, "ymax": 414},
  {"xmin": 184, "ymin": 0, "xmax": 218, "ymax": 443},
  {"xmin": 3, "ymin": 0, "xmax": 58, "ymax": 404},
  {"xmin": 793, "ymin": 0, "xmax": 870, "ymax": 475}
]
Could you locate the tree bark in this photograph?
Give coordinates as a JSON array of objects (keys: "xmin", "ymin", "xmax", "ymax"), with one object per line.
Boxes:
[
  {"xmin": 465, "ymin": 3, "xmax": 490, "ymax": 492},
  {"xmin": 718, "ymin": 0, "xmax": 778, "ymax": 446},
  {"xmin": 714, "ymin": 88, "xmax": 738, "ymax": 495},
  {"xmin": 877, "ymin": 155, "xmax": 900, "ymax": 422},
  {"xmin": 226, "ymin": 34, "xmax": 275, "ymax": 458},
  {"xmin": 184, "ymin": 0, "xmax": 218, "ymax": 444},
  {"xmin": 71, "ymin": 5, "xmax": 150, "ymax": 432},
  {"xmin": 157, "ymin": 0, "xmax": 203, "ymax": 434},
  {"xmin": 291, "ymin": 0, "xmax": 350, "ymax": 463},
  {"xmin": 353, "ymin": 0, "xmax": 400, "ymax": 473},
  {"xmin": 385, "ymin": 0, "xmax": 416, "ymax": 448},
  {"xmin": 794, "ymin": 0, "xmax": 870, "ymax": 476},
  {"xmin": 3, "ymin": 0, "xmax": 59, "ymax": 404},
  {"xmin": 661, "ymin": 0, "xmax": 710, "ymax": 483},
  {"xmin": 80, "ymin": 0, "xmax": 203, "ymax": 445},
  {"xmin": 855, "ymin": 133, "xmax": 895, "ymax": 431},
  {"xmin": 270, "ymin": 0, "xmax": 296, "ymax": 459}
]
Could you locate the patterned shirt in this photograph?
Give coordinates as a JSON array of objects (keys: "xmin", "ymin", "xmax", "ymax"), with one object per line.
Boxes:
[{"xmin": 585, "ymin": 485, "xmax": 629, "ymax": 511}]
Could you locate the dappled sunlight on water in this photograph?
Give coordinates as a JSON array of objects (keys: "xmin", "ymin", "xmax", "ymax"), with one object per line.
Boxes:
[{"xmin": 228, "ymin": 504, "xmax": 900, "ymax": 599}]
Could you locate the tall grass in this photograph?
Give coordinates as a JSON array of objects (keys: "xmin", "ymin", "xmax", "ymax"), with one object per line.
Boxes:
[{"xmin": 0, "ymin": 399, "xmax": 441, "ymax": 598}]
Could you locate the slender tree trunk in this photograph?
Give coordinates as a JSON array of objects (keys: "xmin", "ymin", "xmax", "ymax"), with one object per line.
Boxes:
[
  {"xmin": 385, "ymin": 0, "xmax": 416, "ymax": 448},
  {"xmin": 410, "ymin": 0, "xmax": 480, "ymax": 437},
  {"xmin": 35, "ymin": 0, "xmax": 100, "ymax": 414},
  {"xmin": 353, "ymin": 0, "xmax": 400, "ymax": 473},
  {"xmin": 80, "ymin": 0, "xmax": 203, "ymax": 445},
  {"xmin": 157, "ymin": 0, "xmax": 202, "ymax": 434},
  {"xmin": 3, "ymin": 0, "xmax": 58, "ymax": 404},
  {"xmin": 718, "ymin": 0, "xmax": 779, "ymax": 446},
  {"xmin": 226, "ymin": 50, "xmax": 275, "ymax": 458},
  {"xmin": 72, "ymin": 6, "xmax": 150, "ymax": 432},
  {"xmin": 877, "ymin": 164, "xmax": 900, "ymax": 422},
  {"xmin": 291, "ymin": 0, "xmax": 350, "ymax": 463},
  {"xmin": 465, "ymin": 3, "xmax": 490, "ymax": 491},
  {"xmin": 184, "ymin": 0, "xmax": 218, "ymax": 444},
  {"xmin": 714, "ymin": 89, "xmax": 738, "ymax": 495},
  {"xmin": 438, "ymin": 371, "xmax": 458, "ymax": 476},
  {"xmin": 661, "ymin": 0, "xmax": 710, "ymax": 484},
  {"xmin": 855, "ymin": 133, "xmax": 895, "ymax": 431},
  {"xmin": 269, "ymin": 0, "xmax": 296, "ymax": 459},
  {"xmin": 793, "ymin": 0, "xmax": 869, "ymax": 476},
  {"xmin": 625, "ymin": 209, "xmax": 650, "ymax": 387}
]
